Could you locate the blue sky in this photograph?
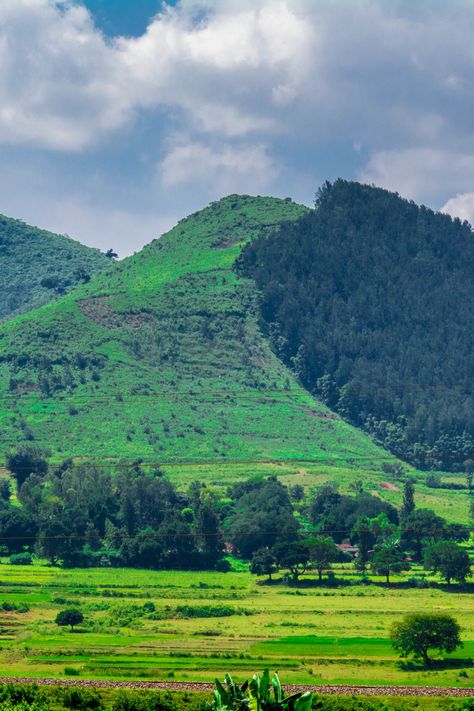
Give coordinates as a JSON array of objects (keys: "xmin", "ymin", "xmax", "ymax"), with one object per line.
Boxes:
[
  {"xmin": 82, "ymin": 1, "xmax": 172, "ymax": 37},
  {"xmin": 1, "ymin": 0, "xmax": 474, "ymax": 255}
]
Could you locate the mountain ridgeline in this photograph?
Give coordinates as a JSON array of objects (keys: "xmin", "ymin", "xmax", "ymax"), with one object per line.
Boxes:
[
  {"xmin": 0, "ymin": 214, "xmax": 110, "ymax": 321},
  {"xmin": 239, "ymin": 180, "xmax": 474, "ymax": 470}
]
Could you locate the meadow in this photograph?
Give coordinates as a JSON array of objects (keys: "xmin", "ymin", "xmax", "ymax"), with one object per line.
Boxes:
[{"xmin": 0, "ymin": 561, "xmax": 473, "ymax": 690}]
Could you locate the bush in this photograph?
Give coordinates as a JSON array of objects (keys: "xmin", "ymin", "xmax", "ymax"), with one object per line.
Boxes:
[
  {"xmin": 63, "ymin": 667, "xmax": 81, "ymax": 677},
  {"xmin": 9, "ymin": 552, "xmax": 32, "ymax": 566},
  {"xmin": 56, "ymin": 686, "xmax": 103, "ymax": 709},
  {"xmin": 0, "ymin": 602, "xmax": 29, "ymax": 613}
]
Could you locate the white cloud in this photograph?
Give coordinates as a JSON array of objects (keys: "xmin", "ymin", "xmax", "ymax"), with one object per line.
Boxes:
[
  {"xmin": 3, "ymin": 0, "xmax": 474, "ymax": 247},
  {"xmin": 359, "ymin": 148, "xmax": 474, "ymax": 204},
  {"xmin": 0, "ymin": 0, "xmax": 132, "ymax": 150},
  {"xmin": 441, "ymin": 192, "xmax": 474, "ymax": 226},
  {"xmin": 159, "ymin": 141, "xmax": 275, "ymax": 193},
  {"xmin": 0, "ymin": 0, "xmax": 311, "ymax": 151}
]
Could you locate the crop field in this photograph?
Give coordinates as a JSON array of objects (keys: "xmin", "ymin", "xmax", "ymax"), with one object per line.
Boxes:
[{"xmin": 0, "ymin": 562, "xmax": 473, "ymax": 690}]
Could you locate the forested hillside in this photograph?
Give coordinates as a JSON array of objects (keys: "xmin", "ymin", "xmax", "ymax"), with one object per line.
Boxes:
[
  {"xmin": 0, "ymin": 214, "xmax": 110, "ymax": 320},
  {"xmin": 240, "ymin": 181, "xmax": 474, "ymax": 470},
  {"xmin": 0, "ymin": 195, "xmax": 386, "ymax": 466}
]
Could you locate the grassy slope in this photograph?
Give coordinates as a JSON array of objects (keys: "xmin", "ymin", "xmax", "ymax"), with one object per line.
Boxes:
[
  {"xmin": 0, "ymin": 195, "xmax": 470, "ymax": 522},
  {"xmin": 0, "ymin": 195, "xmax": 388, "ymax": 468},
  {"xmin": 0, "ymin": 214, "xmax": 110, "ymax": 320}
]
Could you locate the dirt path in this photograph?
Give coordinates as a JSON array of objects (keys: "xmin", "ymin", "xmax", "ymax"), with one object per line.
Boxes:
[{"xmin": 0, "ymin": 677, "xmax": 473, "ymax": 698}]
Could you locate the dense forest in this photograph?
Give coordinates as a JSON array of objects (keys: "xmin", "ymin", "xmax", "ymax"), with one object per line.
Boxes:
[
  {"xmin": 239, "ymin": 180, "xmax": 474, "ymax": 470},
  {"xmin": 0, "ymin": 214, "xmax": 110, "ymax": 320}
]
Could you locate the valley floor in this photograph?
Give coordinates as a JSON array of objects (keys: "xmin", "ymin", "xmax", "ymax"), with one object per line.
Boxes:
[{"xmin": 1, "ymin": 563, "xmax": 473, "ymax": 690}]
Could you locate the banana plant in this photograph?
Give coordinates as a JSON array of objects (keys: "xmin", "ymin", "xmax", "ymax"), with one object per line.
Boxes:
[
  {"xmin": 211, "ymin": 670, "xmax": 312, "ymax": 711},
  {"xmin": 212, "ymin": 673, "xmax": 249, "ymax": 711}
]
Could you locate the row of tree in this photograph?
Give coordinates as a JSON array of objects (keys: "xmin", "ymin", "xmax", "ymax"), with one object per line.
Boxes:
[{"xmin": 1, "ymin": 445, "xmax": 471, "ymax": 586}]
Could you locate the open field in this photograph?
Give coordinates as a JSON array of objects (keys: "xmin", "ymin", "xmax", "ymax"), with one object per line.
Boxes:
[{"xmin": 0, "ymin": 563, "xmax": 473, "ymax": 690}]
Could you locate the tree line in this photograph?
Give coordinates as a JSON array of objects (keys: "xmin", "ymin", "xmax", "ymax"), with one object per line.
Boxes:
[
  {"xmin": 0, "ymin": 445, "xmax": 471, "ymax": 586},
  {"xmin": 239, "ymin": 179, "xmax": 474, "ymax": 470}
]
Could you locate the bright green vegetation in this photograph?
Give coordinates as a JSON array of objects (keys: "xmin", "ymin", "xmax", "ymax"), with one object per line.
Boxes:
[
  {"xmin": 0, "ymin": 214, "xmax": 109, "ymax": 321},
  {"xmin": 0, "ymin": 563, "xmax": 473, "ymax": 690},
  {"xmin": 0, "ymin": 195, "xmax": 390, "ymax": 468},
  {"xmin": 241, "ymin": 180, "xmax": 474, "ymax": 470}
]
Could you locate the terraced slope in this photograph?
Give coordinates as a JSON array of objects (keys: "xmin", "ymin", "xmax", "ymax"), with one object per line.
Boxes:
[
  {"xmin": 0, "ymin": 195, "xmax": 387, "ymax": 466},
  {"xmin": 0, "ymin": 214, "xmax": 110, "ymax": 321}
]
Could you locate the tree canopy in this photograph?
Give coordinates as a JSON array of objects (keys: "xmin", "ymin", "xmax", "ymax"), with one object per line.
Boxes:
[
  {"xmin": 240, "ymin": 180, "xmax": 474, "ymax": 470},
  {"xmin": 391, "ymin": 613, "xmax": 462, "ymax": 664}
]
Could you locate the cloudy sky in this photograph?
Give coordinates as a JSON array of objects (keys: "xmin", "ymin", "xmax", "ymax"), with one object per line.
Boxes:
[{"xmin": 1, "ymin": 0, "xmax": 474, "ymax": 255}]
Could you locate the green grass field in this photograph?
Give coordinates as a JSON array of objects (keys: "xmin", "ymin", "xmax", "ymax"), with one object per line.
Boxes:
[{"xmin": 0, "ymin": 562, "xmax": 473, "ymax": 689}]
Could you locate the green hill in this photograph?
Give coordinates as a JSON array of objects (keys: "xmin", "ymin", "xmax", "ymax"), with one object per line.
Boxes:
[
  {"xmin": 0, "ymin": 195, "xmax": 387, "ymax": 468},
  {"xmin": 0, "ymin": 214, "xmax": 110, "ymax": 321},
  {"xmin": 240, "ymin": 180, "xmax": 474, "ymax": 471}
]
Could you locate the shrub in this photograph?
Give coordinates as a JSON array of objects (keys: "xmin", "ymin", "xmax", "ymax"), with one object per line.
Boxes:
[
  {"xmin": 63, "ymin": 667, "xmax": 81, "ymax": 676},
  {"xmin": 9, "ymin": 552, "xmax": 32, "ymax": 566}
]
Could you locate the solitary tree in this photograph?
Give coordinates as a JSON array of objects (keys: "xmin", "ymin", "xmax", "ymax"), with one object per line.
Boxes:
[
  {"xmin": 351, "ymin": 516, "xmax": 372, "ymax": 573},
  {"xmin": 250, "ymin": 548, "xmax": 279, "ymax": 581},
  {"xmin": 400, "ymin": 480, "xmax": 415, "ymax": 520},
  {"xmin": 273, "ymin": 541, "xmax": 309, "ymax": 582},
  {"xmin": 423, "ymin": 540, "xmax": 471, "ymax": 586},
  {"xmin": 55, "ymin": 609, "xmax": 84, "ymax": 632},
  {"xmin": 371, "ymin": 541, "xmax": 408, "ymax": 585},
  {"xmin": 308, "ymin": 535, "xmax": 340, "ymax": 581},
  {"xmin": 391, "ymin": 613, "xmax": 462, "ymax": 665}
]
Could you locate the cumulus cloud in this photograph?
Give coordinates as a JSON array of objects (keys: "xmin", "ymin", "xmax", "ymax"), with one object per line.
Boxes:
[
  {"xmin": 0, "ymin": 0, "xmax": 311, "ymax": 150},
  {"xmin": 159, "ymin": 140, "xmax": 275, "ymax": 193},
  {"xmin": 359, "ymin": 148, "xmax": 474, "ymax": 204},
  {"xmin": 3, "ymin": 0, "xmax": 474, "ymax": 248},
  {"xmin": 441, "ymin": 193, "xmax": 474, "ymax": 227},
  {"xmin": 0, "ymin": 0, "xmax": 131, "ymax": 150}
]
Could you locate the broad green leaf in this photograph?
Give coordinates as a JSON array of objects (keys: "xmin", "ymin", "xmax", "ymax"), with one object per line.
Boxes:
[{"xmin": 271, "ymin": 672, "xmax": 282, "ymax": 703}]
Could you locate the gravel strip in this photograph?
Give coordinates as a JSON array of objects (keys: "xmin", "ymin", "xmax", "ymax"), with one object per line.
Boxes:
[{"xmin": 0, "ymin": 677, "xmax": 473, "ymax": 698}]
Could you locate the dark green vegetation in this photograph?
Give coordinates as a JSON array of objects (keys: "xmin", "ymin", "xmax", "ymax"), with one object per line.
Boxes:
[
  {"xmin": 0, "ymin": 194, "xmax": 387, "ymax": 466},
  {"xmin": 0, "ymin": 214, "xmax": 110, "ymax": 321},
  {"xmin": 0, "ymin": 450, "xmax": 470, "ymax": 588},
  {"xmin": 240, "ymin": 180, "xmax": 474, "ymax": 470},
  {"xmin": 0, "ymin": 684, "xmax": 471, "ymax": 711},
  {"xmin": 391, "ymin": 614, "xmax": 462, "ymax": 665}
]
